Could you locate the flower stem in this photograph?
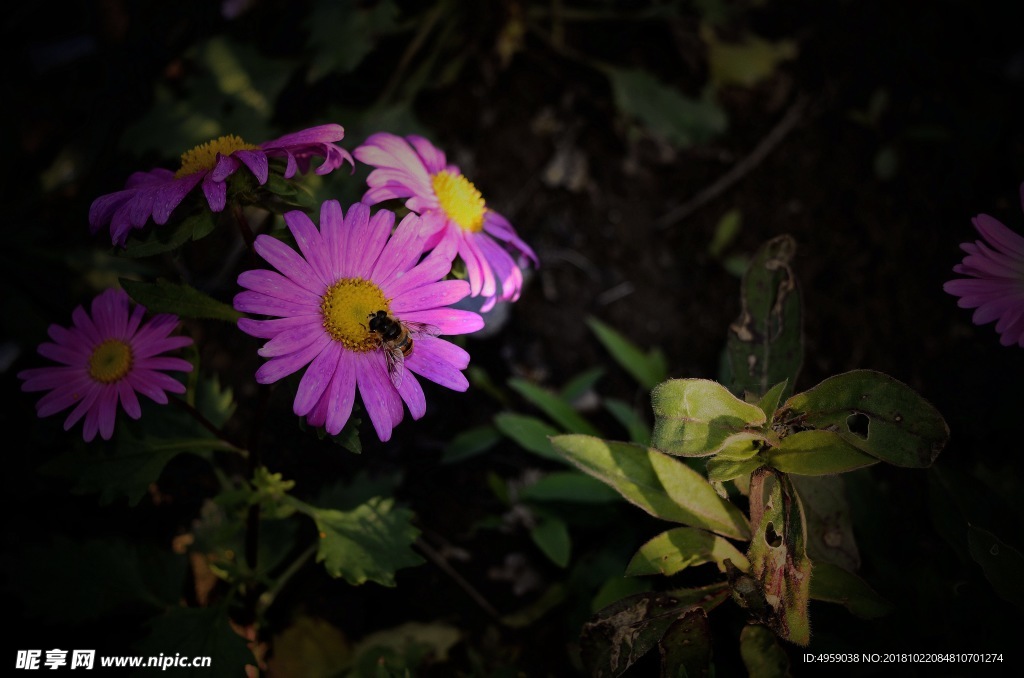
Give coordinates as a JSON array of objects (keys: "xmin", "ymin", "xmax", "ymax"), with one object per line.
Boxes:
[
  {"xmin": 171, "ymin": 396, "xmax": 247, "ymax": 456},
  {"xmin": 257, "ymin": 544, "xmax": 316, "ymax": 616}
]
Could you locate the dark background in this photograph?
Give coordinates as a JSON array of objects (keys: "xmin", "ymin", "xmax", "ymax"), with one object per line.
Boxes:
[{"xmin": 3, "ymin": 1, "xmax": 1023, "ymax": 676}]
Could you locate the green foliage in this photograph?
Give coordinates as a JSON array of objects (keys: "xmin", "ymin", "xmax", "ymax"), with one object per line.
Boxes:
[
  {"xmin": 530, "ymin": 514, "xmax": 572, "ymax": 568},
  {"xmin": 659, "ymin": 608, "xmax": 712, "ymax": 678},
  {"xmin": 603, "ymin": 398, "xmax": 651, "ymax": 445},
  {"xmin": 967, "ymin": 526, "xmax": 1024, "ymax": 609},
  {"xmin": 790, "ymin": 475, "xmax": 861, "ymax": 571},
  {"xmin": 651, "ymin": 378, "xmax": 767, "ymax": 457},
  {"xmin": 764, "ymin": 430, "xmax": 879, "ymax": 475},
  {"xmin": 305, "ymin": 0, "xmax": 402, "ymax": 81},
  {"xmin": 727, "ymin": 234, "xmax": 803, "ymax": 400},
  {"xmin": 122, "ymin": 211, "xmax": 218, "ymax": 258},
  {"xmin": 781, "ymin": 369, "xmax": 949, "ymax": 468},
  {"xmin": 625, "ymin": 527, "xmax": 749, "ymax": 577},
  {"xmin": 492, "ymin": 412, "xmax": 564, "ymax": 462},
  {"xmin": 586, "ymin": 316, "xmax": 667, "ymax": 390},
  {"xmin": 551, "ymin": 435, "xmax": 751, "ymax": 540},
  {"xmin": 808, "ymin": 562, "xmax": 894, "ymax": 619},
  {"xmin": 519, "ymin": 471, "xmax": 621, "ymax": 504},
  {"xmin": 441, "ymin": 424, "xmax": 501, "ymax": 464},
  {"xmin": 508, "ymin": 378, "xmax": 601, "ymax": 436},
  {"xmin": 739, "ymin": 624, "xmax": 792, "ymax": 678},
  {"xmin": 133, "ymin": 606, "xmax": 254, "ymax": 677},
  {"xmin": 121, "ymin": 278, "xmax": 242, "ymax": 322}
]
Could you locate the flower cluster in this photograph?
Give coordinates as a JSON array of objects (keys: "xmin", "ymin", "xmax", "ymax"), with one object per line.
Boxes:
[
  {"xmin": 25, "ymin": 124, "xmax": 538, "ymax": 443},
  {"xmin": 944, "ymin": 182, "xmax": 1024, "ymax": 347}
]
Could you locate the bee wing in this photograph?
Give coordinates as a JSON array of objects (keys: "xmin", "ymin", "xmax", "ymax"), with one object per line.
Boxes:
[
  {"xmin": 383, "ymin": 344, "xmax": 405, "ymax": 390},
  {"xmin": 403, "ymin": 320, "xmax": 442, "ymax": 338}
]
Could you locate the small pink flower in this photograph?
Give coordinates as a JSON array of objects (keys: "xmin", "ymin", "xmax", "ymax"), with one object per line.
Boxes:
[
  {"xmin": 234, "ymin": 200, "xmax": 484, "ymax": 441},
  {"xmin": 944, "ymin": 182, "xmax": 1024, "ymax": 347},
  {"xmin": 18, "ymin": 288, "xmax": 194, "ymax": 441},
  {"xmin": 90, "ymin": 124, "xmax": 354, "ymax": 246},
  {"xmin": 354, "ymin": 133, "xmax": 538, "ymax": 312}
]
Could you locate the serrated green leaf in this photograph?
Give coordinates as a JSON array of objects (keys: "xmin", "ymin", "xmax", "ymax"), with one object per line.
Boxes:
[
  {"xmin": 133, "ymin": 606, "xmax": 254, "ymax": 677},
  {"xmin": 5, "ymin": 536, "xmax": 186, "ymax": 624},
  {"xmin": 765, "ymin": 430, "xmax": 879, "ymax": 475},
  {"xmin": 651, "ymin": 379, "xmax": 767, "ymax": 457},
  {"xmin": 745, "ymin": 471, "xmax": 811, "ymax": 645},
  {"xmin": 294, "ymin": 497, "xmax": 424, "ymax": 586},
  {"xmin": 493, "ymin": 412, "xmax": 564, "ymax": 462},
  {"xmin": 740, "ymin": 624, "xmax": 793, "ymax": 678},
  {"xmin": 967, "ymin": 525, "xmax": 1024, "ymax": 609},
  {"xmin": 121, "ymin": 278, "xmax": 242, "ymax": 322},
  {"xmin": 551, "ymin": 435, "xmax": 750, "ymax": 540},
  {"xmin": 604, "ymin": 398, "xmax": 651, "ymax": 445},
  {"xmin": 519, "ymin": 471, "xmax": 621, "ymax": 504},
  {"xmin": 122, "ymin": 210, "xmax": 219, "ymax": 258},
  {"xmin": 658, "ymin": 608, "xmax": 711, "ymax": 678},
  {"xmin": 626, "ymin": 526, "xmax": 749, "ymax": 576},
  {"xmin": 606, "ymin": 67, "xmax": 727, "ymax": 148},
  {"xmin": 580, "ymin": 586, "xmax": 729, "ymax": 678},
  {"xmin": 508, "ymin": 378, "xmax": 600, "ymax": 436},
  {"xmin": 441, "ymin": 425, "xmax": 501, "ymax": 464},
  {"xmin": 782, "ymin": 369, "xmax": 949, "ymax": 468},
  {"xmin": 531, "ymin": 516, "xmax": 571, "ymax": 568},
  {"xmin": 587, "ymin": 317, "xmax": 666, "ymax": 390},
  {"xmin": 809, "ymin": 562, "xmax": 894, "ymax": 618},
  {"xmin": 727, "ymin": 235, "xmax": 802, "ymax": 400}
]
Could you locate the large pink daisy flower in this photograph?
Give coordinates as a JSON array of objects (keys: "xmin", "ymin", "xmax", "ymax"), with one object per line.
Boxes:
[
  {"xmin": 944, "ymin": 182, "xmax": 1024, "ymax": 347},
  {"xmin": 18, "ymin": 288, "xmax": 194, "ymax": 442},
  {"xmin": 233, "ymin": 200, "xmax": 485, "ymax": 441},
  {"xmin": 90, "ymin": 124, "xmax": 354, "ymax": 247},
  {"xmin": 354, "ymin": 133, "xmax": 538, "ymax": 312}
]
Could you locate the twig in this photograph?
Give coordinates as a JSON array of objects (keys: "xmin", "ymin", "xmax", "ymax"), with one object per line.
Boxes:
[
  {"xmin": 654, "ymin": 94, "xmax": 810, "ymax": 229},
  {"xmin": 415, "ymin": 537, "xmax": 501, "ymax": 620}
]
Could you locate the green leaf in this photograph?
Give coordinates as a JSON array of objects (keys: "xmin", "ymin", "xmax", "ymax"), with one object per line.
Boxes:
[
  {"xmin": 781, "ymin": 369, "xmax": 949, "ymax": 468},
  {"xmin": 626, "ymin": 526, "xmax": 749, "ymax": 576},
  {"xmin": 967, "ymin": 525, "xmax": 1024, "ymax": 608},
  {"xmin": 352, "ymin": 621, "xmax": 461, "ymax": 674},
  {"xmin": 606, "ymin": 67, "xmax": 727, "ymax": 148},
  {"xmin": 658, "ymin": 608, "xmax": 712, "ymax": 678},
  {"xmin": 604, "ymin": 398, "xmax": 651, "ymax": 445},
  {"xmin": 493, "ymin": 412, "xmax": 563, "ymax": 462},
  {"xmin": 756, "ymin": 380, "xmax": 789, "ymax": 420},
  {"xmin": 508, "ymin": 378, "xmax": 601, "ymax": 436},
  {"xmin": 561, "ymin": 366, "xmax": 606, "ymax": 403},
  {"xmin": 193, "ymin": 372, "xmax": 237, "ymax": 429},
  {"xmin": 586, "ymin": 316, "xmax": 667, "ymax": 390},
  {"xmin": 706, "ymin": 455, "xmax": 763, "ymax": 483},
  {"xmin": 579, "ymin": 586, "xmax": 729, "ymax": 678},
  {"xmin": 121, "ymin": 278, "xmax": 242, "ymax": 322},
  {"xmin": 531, "ymin": 516, "xmax": 572, "ymax": 568},
  {"xmin": 739, "ymin": 624, "xmax": 793, "ymax": 678},
  {"xmin": 306, "ymin": 0, "xmax": 401, "ymax": 81},
  {"xmin": 5, "ymin": 536, "xmax": 186, "ymax": 624},
  {"xmin": 551, "ymin": 435, "xmax": 751, "ymax": 540},
  {"xmin": 765, "ymin": 430, "xmax": 879, "ymax": 475},
  {"xmin": 709, "ymin": 208, "xmax": 742, "ymax": 259},
  {"xmin": 703, "ymin": 26, "xmax": 798, "ymax": 90},
  {"xmin": 40, "ymin": 402, "xmax": 234, "ymax": 505},
  {"xmin": 441, "ymin": 425, "xmax": 501, "ymax": 464},
  {"xmin": 122, "ymin": 211, "xmax": 219, "ymax": 258},
  {"xmin": 790, "ymin": 475, "xmax": 861, "ymax": 571},
  {"xmin": 745, "ymin": 471, "xmax": 811, "ymax": 645},
  {"xmin": 809, "ymin": 562, "xmax": 894, "ymax": 618},
  {"xmin": 133, "ymin": 606, "xmax": 254, "ymax": 677},
  {"xmin": 519, "ymin": 471, "xmax": 621, "ymax": 504},
  {"xmin": 727, "ymin": 234, "xmax": 803, "ymax": 400},
  {"xmin": 292, "ymin": 496, "xmax": 424, "ymax": 586},
  {"xmin": 651, "ymin": 379, "xmax": 767, "ymax": 457}
]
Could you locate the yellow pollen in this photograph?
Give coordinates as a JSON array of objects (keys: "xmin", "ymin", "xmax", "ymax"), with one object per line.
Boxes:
[
  {"xmin": 431, "ymin": 170, "xmax": 486, "ymax": 232},
  {"xmin": 88, "ymin": 339, "xmax": 133, "ymax": 384},
  {"xmin": 320, "ymin": 278, "xmax": 389, "ymax": 351},
  {"xmin": 175, "ymin": 134, "xmax": 259, "ymax": 178}
]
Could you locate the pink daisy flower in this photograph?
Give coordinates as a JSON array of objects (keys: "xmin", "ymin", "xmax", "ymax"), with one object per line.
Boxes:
[
  {"xmin": 354, "ymin": 133, "xmax": 538, "ymax": 312},
  {"xmin": 944, "ymin": 182, "xmax": 1024, "ymax": 347},
  {"xmin": 89, "ymin": 124, "xmax": 354, "ymax": 247},
  {"xmin": 233, "ymin": 200, "xmax": 485, "ymax": 441},
  {"xmin": 18, "ymin": 288, "xmax": 194, "ymax": 442}
]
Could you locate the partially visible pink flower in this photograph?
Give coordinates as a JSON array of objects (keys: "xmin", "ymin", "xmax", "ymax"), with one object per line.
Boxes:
[
  {"xmin": 944, "ymin": 182, "xmax": 1024, "ymax": 347},
  {"xmin": 354, "ymin": 133, "xmax": 538, "ymax": 312},
  {"xmin": 18, "ymin": 288, "xmax": 194, "ymax": 441},
  {"xmin": 233, "ymin": 200, "xmax": 484, "ymax": 441},
  {"xmin": 90, "ymin": 124, "xmax": 354, "ymax": 246}
]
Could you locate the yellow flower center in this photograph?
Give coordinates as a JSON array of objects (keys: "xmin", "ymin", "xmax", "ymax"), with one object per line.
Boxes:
[
  {"xmin": 88, "ymin": 339, "xmax": 134, "ymax": 384},
  {"xmin": 431, "ymin": 170, "xmax": 486, "ymax": 232},
  {"xmin": 175, "ymin": 134, "xmax": 259, "ymax": 178},
  {"xmin": 320, "ymin": 278, "xmax": 390, "ymax": 352}
]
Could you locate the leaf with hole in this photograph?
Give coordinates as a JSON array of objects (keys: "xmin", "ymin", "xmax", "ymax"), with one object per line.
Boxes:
[{"xmin": 765, "ymin": 430, "xmax": 879, "ymax": 475}]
